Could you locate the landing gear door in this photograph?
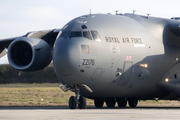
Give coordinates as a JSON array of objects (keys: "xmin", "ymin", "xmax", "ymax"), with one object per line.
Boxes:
[{"xmin": 117, "ymin": 62, "xmax": 133, "ymax": 86}]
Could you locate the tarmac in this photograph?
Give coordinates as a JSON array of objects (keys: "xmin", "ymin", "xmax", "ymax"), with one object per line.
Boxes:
[{"xmin": 0, "ymin": 106, "xmax": 180, "ymax": 120}]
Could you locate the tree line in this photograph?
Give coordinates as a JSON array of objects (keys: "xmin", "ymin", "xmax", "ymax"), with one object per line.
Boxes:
[{"xmin": 0, "ymin": 64, "xmax": 60, "ymax": 83}]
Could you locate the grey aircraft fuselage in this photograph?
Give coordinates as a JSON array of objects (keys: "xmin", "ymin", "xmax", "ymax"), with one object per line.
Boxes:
[
  {"xmin": 1, "ymin": 13, "xmax": 180, "ymax": 109},
  {"xmin": 53, "ymin": 13, "xmax": 179, "ymax": 99}
]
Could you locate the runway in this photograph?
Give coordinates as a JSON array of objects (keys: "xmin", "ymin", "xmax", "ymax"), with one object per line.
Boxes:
[{"xmin": 0, "ymin": 107, "xmax": 180, "ymax": 120}]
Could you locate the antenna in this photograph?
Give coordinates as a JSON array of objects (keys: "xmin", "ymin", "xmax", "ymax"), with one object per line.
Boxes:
[
  {"xmin": 90, "ymin": 9, "xmax": 91, "ymax": 15},
  {"xmin": 116, "ymin": 10, "xmax": 118, "ymax": 15},
  {"xmin": 147, "ymin": 13, "xmax": 151, "ymax": 19},
  {"xmin": 132, "ymin": 10, "xmax": 136, "ymax": 15}
]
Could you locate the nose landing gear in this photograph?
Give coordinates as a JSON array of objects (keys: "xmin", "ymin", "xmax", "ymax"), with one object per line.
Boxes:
[
  {"xmin": 69, "ymin": 96, "xmax": 77, "ymax": 109},
  {"xmin": 69, "ymin": 87, "xmax": 87, "ymax": 109},
  {"xmin": 69, "ymin": 95, "xmax": 86, "ymax": 109},
  {"xmin": 67, "ymin": 84, "xmax": 92, "ymax": 109},
  {"xmin": 78, "ymin": 96, "xmax": 86, "ymax": 109}
]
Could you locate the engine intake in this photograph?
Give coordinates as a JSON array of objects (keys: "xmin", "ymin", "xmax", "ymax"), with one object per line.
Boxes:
[{"xmin": 8, "ymin": 37, "xmax": 52, "ymax": 71}]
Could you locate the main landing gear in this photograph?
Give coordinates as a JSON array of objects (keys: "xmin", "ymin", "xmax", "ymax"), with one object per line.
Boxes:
[
  {"xmin": 60, "ymin": 84, "xmax": 138, "ymax": 109},
  {"xmin": 94, "ymin": 98, "xmax": 104, "ymax": 108},
  {"xmin": 94, "ymin": 98, "xmax": 138, "ymax": 108},
  {"xmin": 117, "ymin": 98, "xmax": 127, "ymax": 107},
  {"xmin": 128, "ymin": 98, "xmax": 138, "ymax": 108}
]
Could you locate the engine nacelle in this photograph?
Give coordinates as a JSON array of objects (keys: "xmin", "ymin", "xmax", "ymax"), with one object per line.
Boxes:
[
  {"xmin": 169, "ymin": 20, "xmax": 180, "ymax": 36},
  {"xmin": 8, "ymin": 37, "xmax": 52, "ymax": 71}
]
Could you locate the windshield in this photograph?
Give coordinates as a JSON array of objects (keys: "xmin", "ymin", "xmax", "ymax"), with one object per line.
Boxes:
[
  {"xmin": 60, "ymin": 31, "xmax": 69, "ymax": 38},
  {"xmin": 59, "ymin": 30, "xmax": 101, "ymax": 42},
  {"xmin": 69, "ymin": 31, "xmax": 82, "ymax": 38},
  {"xmin": 83, "ymin": 31, "xmax": 92, "ymax": 40},
  {"xmin": 60, "ymin": 31, "xmax": 82, "ymax": 38},
  {"xmin": 91, "ymin": 31, "xmax": 101, "ymax": 42}
]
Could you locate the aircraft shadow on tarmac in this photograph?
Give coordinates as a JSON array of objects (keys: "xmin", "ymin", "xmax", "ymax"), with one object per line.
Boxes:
[{"xmin": 1, "ymin": 106, "xmax": 180, "ymax": 110}]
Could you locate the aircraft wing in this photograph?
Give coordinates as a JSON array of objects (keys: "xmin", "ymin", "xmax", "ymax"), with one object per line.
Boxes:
[
  {"xmin": 0, "ymin": 28, "xmax": 61, "ymax": 58},
  {"xmin": 0, "ymin": 36, "xmax": 22, "ymax": 57},
  {"xmin": 0, "ymin": 49, "xmax": 7, "ymax": 58}
]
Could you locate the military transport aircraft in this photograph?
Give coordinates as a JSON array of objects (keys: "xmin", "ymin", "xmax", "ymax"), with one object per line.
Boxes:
[{"xmin": 1, "ymin": 12, "xmax": 180, "ymax": 109}]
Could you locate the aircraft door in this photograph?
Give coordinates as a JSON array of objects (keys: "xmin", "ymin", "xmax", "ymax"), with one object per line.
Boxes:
[{"xmin": 117, "ymin": 62, "xmax": 133, "ymax": 85}]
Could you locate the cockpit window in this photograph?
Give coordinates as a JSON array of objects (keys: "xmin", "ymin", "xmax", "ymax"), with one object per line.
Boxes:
[
  {"xmin": 60, "ymin": 31, "xmax": 69, "ymax": 38},
  {"xmin": 59, "ymin": 30, "xmax": 101, "ymax": 42},
  {"xmin": 91, "ymin": 31, "xmax": 101, "ymax": 42},
  {"xmin": 83, "ymin": 31, "xmax": 92, "ymax": 40},
  {"xmin": 69, "ymin": 31, "xmax": 82, "ymax": 38}
]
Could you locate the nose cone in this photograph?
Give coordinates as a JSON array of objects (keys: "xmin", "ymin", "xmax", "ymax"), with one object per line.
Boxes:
[{"xmin": 53, "ymin": 40, "xmax": 80, "ymax": 76}]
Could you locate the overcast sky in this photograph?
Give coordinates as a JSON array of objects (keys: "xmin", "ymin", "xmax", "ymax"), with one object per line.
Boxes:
[{"xmin": 0, "ymin": 0, "xmax": 180, "ymax": 64}]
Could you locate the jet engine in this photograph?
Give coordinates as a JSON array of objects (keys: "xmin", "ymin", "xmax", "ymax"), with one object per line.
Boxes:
[
  {"xmin": 7, "ymin": 37, "xmax": 52, "ymax": 71},
  {"xmin": 169, "ymin": 20, "xmax": 180, "ymax": 36}
]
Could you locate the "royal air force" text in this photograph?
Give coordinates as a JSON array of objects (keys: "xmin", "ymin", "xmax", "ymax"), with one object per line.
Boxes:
[{"xmin": 105, "ymin": 37, "xmax": 143, "ymax": 44}]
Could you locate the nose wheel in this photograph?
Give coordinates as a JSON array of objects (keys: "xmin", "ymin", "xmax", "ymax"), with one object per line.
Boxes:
[
  {"xmin": 68, "ymin": 85, "xmax": 87, "ymax": 109},
  {"xmin": 69, "ymin": 96, "xmax": 86, "ymax": 109},
  {"xmin": 78, "ymin": 96, "xmax": 86, "ymax": 109},
  {"xmin": 69, "ymin": 96, "xmax": 77, "ymax": 109},
  {"xmin": 60, "ymin": 84, "xmax": 92, "ymax": 109}
]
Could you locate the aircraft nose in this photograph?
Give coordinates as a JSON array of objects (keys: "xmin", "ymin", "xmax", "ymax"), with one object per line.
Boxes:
[{"xmin": 53, "ymin": 40, "xmax": 80, "ymax": 76}]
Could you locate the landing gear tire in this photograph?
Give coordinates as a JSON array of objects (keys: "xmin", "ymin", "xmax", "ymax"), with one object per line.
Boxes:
[
  {"xmin": 117, "ymin": 98, "xmax": 127, "ymax": 108},
  {"xmin": 105, "ymin": 98, "xmax": 116, "ymax": 108},
  {"xmin": 69, "ymin": 96, "xmax": 77, "ymax": 109},
  {"xmin": 78, "ymin": 96, "xmax": 86, "ymax": 109},
  {"xmin": 94, "ymin": 99, "xmax": 104, "ymax": 108},
  {"xmin": 128, "ymin": 98, "xmax": 138, "ymax": 108}
]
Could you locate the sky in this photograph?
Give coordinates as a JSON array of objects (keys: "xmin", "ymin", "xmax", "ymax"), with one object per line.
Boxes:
[{"xmin": 0, "ymin": 0, "xmax": 180, "ymax": 64}]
